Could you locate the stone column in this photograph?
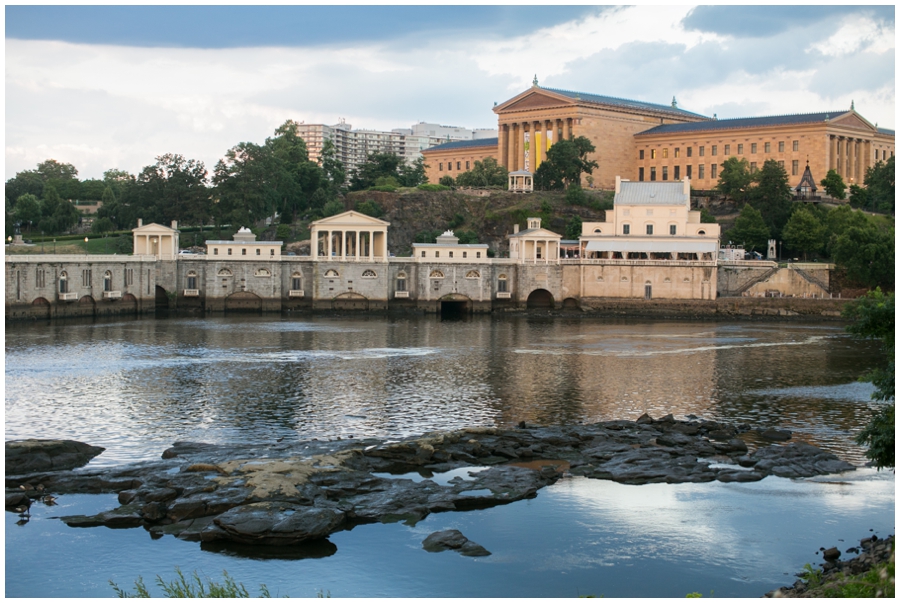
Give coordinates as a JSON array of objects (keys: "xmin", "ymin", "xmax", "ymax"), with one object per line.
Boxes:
[
  {"xmin": 498, "ymin": 124, "xmax": 508, "ymax": 170},
  {"xmin": 368, "ymin": 231, "xmax": 373, "ymax": 261},
  {"xmin": 518, "ymin": 123, "xmax": 527, "ymax": 173},
  {"xmin": 507, "ymin": 124, "xmax": 516, "ymax": 171},
  {"xmin": 566, "ymin": 117, "xmax": 574, "ymax": 140},
  {"xmin": 856, "ymin": 139, "xmax": 863, "ymax": 183},
  {"xmin": 828, "ymin": 135, "xmax": 836, "ymax": 173}
]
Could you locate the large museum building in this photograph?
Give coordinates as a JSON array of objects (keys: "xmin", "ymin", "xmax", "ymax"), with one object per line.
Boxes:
[{"xmin": 423, "ymin": 83, "xmax": 895, "ymax": 191}]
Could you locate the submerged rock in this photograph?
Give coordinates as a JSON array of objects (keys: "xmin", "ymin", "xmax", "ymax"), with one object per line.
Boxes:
[{"xmin": 423, "ymin": 529, "xmax": 491, "ymax": 556}]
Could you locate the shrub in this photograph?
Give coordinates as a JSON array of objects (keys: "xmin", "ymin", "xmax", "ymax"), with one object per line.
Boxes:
[
  {"xmin": 275, "ymin": 224, "xmax": 291, "ymax": 242},
  {"xmin": 355, "ymin": 200, "xmax": 384, "ymax": 218},
  {"xmin": 417, "ymin": 183, "xmax": 449, "ymax": 191}
]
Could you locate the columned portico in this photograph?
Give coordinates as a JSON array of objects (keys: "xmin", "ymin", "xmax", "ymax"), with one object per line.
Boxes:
[{"xmin": 310, "ymin": 211, "xmax": 390, "ymax": 262}]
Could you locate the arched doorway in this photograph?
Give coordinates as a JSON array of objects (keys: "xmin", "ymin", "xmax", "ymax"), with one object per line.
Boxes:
[
  {"xmin": 225, "ymin": 291, "xmax": 262, "ymax": 313},
  {"xmin": 121, "ymin": 293, "xmax": 138, "ymax": 314},
  {"xmin": 562, "ymin": 297, "xmax": 580, "ymax": 310},
  {"xmin": 526, "ymin": 289, "xmax": 554, "ymax": 309},
  {"xmin": 155, "ymin": 285, "xmax": 170, "ymax": 309},
  {"xmin": 31, "ymin": 297, "xmax": 51, "ymax": 319},
  {"xmin": 332, "ymin": 292, "xmax": 368, "ymax": 311},
  {"xmin": 439, "ymin": 294, "xmax": 471, "ymax": 319}
]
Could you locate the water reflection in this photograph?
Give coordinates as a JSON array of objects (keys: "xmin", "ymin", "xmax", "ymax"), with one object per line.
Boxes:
[{"xmin": 5, "ymin": 316, "xmax": 883, "ymax": 466}]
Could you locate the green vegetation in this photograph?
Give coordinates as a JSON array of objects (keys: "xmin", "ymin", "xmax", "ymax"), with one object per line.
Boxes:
[
  {"xmin": 726, "ymin": 204, "xmax": 769, "ymax": 252},
  {"xmin": 354, "ymin": 199, "xmax": 384, "ymax": 218},
  {"xmin": 417, "ymin": 183, "xmax": 450, "ymax": 191},
  {"xmin": 454, "ymin": 157, "xmax": 508, "ymax": 187},
  {"xmin": 843, "ymin": 289, "xmax": 894, "ymax": 469},
  {"xmin": 820, "ymin": 169, "xmax": 846, "ymax": 200},
  {"xmin": 534, "ymin": 136, "xmax": 598, "ymax": 191},
  {"xmin": 781, "ymin": 206, "xmax": 825, "ymax": 260},
  {"xmin": 110, "ymin": 568, "xmax": 276, "ymax": 598},
  {"xmin": 849, "ymin": 156, "xmax": 895, "ymax": 214}
]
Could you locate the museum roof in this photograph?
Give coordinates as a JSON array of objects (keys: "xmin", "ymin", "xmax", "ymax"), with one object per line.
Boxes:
[
  {"xmin": 635, "ymin": 111, "xmax": 852, "ymax": 136},
  {"xmin": 615, "ymin": 182, "xmax": 689, "ymax": 206},
  {"xmin": 877, "ymin": 127, "xmax": 895, "ymax": 136},
  {"xmin": 423, "ymin": 137, "xmax": 499, "ymax": 152},
  {"xmin": 543, "ymin": 87, "xmax": 709, "ymax": 119}
]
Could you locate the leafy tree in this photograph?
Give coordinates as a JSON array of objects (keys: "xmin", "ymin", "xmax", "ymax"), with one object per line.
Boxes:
[
  {"xmin": 439, "ymin": 175, "xmax": 455, "ymax": 187},
  {"xmin": 319, "ymin": 138, "xmax": 346, "ymax": 193},
  {"xmin": 565, "ymin": 184, "xmax": 588, "ymax": 206},
  {"xmin": 322, "ymin": 199, "xmax": 344, "ymax": 217},
  {"xmin": 13, "ymin": 193, "xmax": 42, "ymax": 229},
  {"xmin": 843, "ymin": 289, "xmax": 895, "ymax": 469},
  {"xmin": 716, "ymin": 157, "xmax": 752, "ymax": 202},
  {"xmin": 91, "ymin": 216, "xmax": 116, "ymax": 234},
  {"xmin": 565, "ymin": 215, "xmax": 583, "ymax": 240},
  {"xmin": 213, "ymin": 142, "xmax": 278, "ymax": 226},
  {"xmin": 781, "ymin": 206, "xmax": 825, "ymax": 260},
  {"xmin": 398, "ymin": 157, "xmax": 428, "ymax": 187},
  {"xmin": 863, "ymin": 156, "xmax": 894, "ymax": 213},
  {"xmin": 848, "ymin": 183, "xmax": 869, "ymax": 209},
  {"xmin": 454, "ymin": 157, "xmax": 507, "ymax": 187},
  {"xmin": 134, "ymin": 154, "xmax": 210, "ymax": 226},
  {"xmin": 373, "ymin": 175, "xmax": 400, "ymax": 190},
  {"xmin": 749, "ymin": 159, "xmax": 793, "ymax": 239},
  {"xmin": 824, "ymin": 205, "xmax": 869, "ymax": 256},
  {"xmin": 37, "ymin": 184, "xmax": 80, "ymax": 234},
  {"xmin": 455, "ymin": 230, "xmax": 479, "ymax": 244},
  {"xmin": 726, "ymin": 204, "xmax": 770, "ymax": 252},
  {"xmin": 355, "ymin": 199, "xmax": 384, "ymax": 218},
  {"xmin": 819, "ymin": 169, "xmax": 846, "ymax": 200},
  {"xmin": 35, "ymin": 159, "xmax": 78, "ymax": 181},
  {"xmin": 350, "ymin": 152, "xmax": 402, "ymax": 191},
  {"xmin": 268, "ymin": 120, "xmax": 323, "ymax": 222},
  {"xmin": 699, "ymin": 207, "xmax": 717, "ymax": 223},
  {"xmin": 534, "ymin": 136, "xmax": 598, "ymax": 190},
  {"xmin": 832, "ymin": 224, "xmax": 895, "ymax": 289}
]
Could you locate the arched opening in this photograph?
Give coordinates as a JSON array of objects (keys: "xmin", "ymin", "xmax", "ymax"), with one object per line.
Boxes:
[
  {"xmin": 332, "ymin": 292, "xmax": 368, "ymax": 311},
  {"xmin": 225, "ymin": 291, "xmax": 262, "ymax": 313},
  {"xmin": 31, "ymin": 297, "xmax": 51, "ymax": 319},
  {"xmin": 439, "ymin": 294, "xmax": 471, "ymax": 319},
  {"xmin": 562, "ymin": 297, "xmax": 580, "ymax": 310},
  {"xmin": 526, "ymin": 289, "xmax": 554, "ymax": 309},
  {"xmin": 121, "ymin": 293, "xmax": 138, "ymax": 312},
  {"xmin": 155, "ymin": 285, "xmax": 170, "ymax": 309}
]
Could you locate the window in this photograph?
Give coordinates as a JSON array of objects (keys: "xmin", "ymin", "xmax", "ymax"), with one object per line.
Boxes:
[
  {"xmin": 764, "ymin": 142, "xmax": 771, "ymax": 153},
  {"xmin": 421, "ymin": 250, "xmax": 426, "ymax": 257},
  {"xmin": 255, "ymin": 268, "xmax": 271, "ymax": 277},
  {"xmin": 697, "ymin": 230, "xmax": 706, "ymax": 236},
  {"xmin": 646, "ymin": 224, "xmax": 654, "ymax": 235},
  {"xmin": 362, "ymin": 269, "xmax": 376, "ymax": 278},
  {"xmin": 439, "ymin": 162, "xmax": 443, "ymax": 171},
  {"xmin": 778, "ymin": 160, "xmax": 784, "ymax": 168},
  {"xmin": 793, "ymin": 140, "xmax": 799, "ymax": 151},
  {"xmin": 476, "ymin": 252, "xmax": 481, "ymax": 258},
  {"xmin": 448, "ymin": 162, "xmax": 452, "ymax": 171},
  {"xmin": 466, "ymin": 270, "xmax": 480, "ymax": 278},
  {"xmin": 213, "ymin": 248, "xmax": 219, "ymax": 255},
  {"xmin": 82, "ymin": 269, "xmax": 92, "ymax": 287},
  {"xmin": 59, "ymin": 272, "xmax": 68, "ymax": 293},
  {"xmin": 218, "ymin": 268, "xmax": 233, "ymax": 277},
  {"xmin": 123, "ymin": 267, "xmax": 132, "ymax": 286},
  {"xmin": 686, "ymin": 165, "xmax": 692, "ymax": 179},
  {"xmin": 650, "ymin": 167, "xmax": 656, "ymax": 181},
  {"xmin": 256, "ymin": 248, "xmax": 260, "ymax": 255},
  {"xmin": 270, "ymin": 249, "xmax": 275, "ymax": 256},
  {"xmin": 750, "ymin": 162, "xmax": 757, "ymax": 173},
  {"xmin": 751, "ymin": 143, "xmax": 757, "ymax": 154},
  {"xmin": 396, "ymin": 274, "xmax": 407, "ymax": 291},
  {"xmin": 186, "ymin": 272, "xmax": 197, "ymax": 289},
  {"xmin": 651, "ymin": 149, "xmax": 656, "ymax": 159},
  {"xmin": 456, "ymin": 162, "xmax": 461, "ymax": 170},
  {"xmin": 674, "ymin": 166, "xmax": 680, "ymax": 180},
  {"xmin": 104, "ymin": 271, "xmax": 113, "ymax": 292},
  {"xmin": 242, "ymin": 248, "xmax": 247, "ymax": 256},
  {"xmin": 675, "ymin": 148, "xmax": 680, "ymax": 158},
  {"xmin": 639, "ymin": 167, "xmax": 645, "ymax": 181},
  {"xmin": 623, "ymin": 224, "xmax": 631, "ymax": 235},
  {"xmin": 227, "ymin": 248, "xmax": 232, "ymax": 255},
  {"xmin": 466, "ymin": 161, "xmax": 470, "ymax": 170},
  {"xmin": 737, "ymin": 144, "xmax": 744, "ymax": 154},
  {"xmin": 792, "ymin": 160, "xmax": 799, "ymax": 175},
  {"xmin": 779, "ymin": 141, "xmax": 785, "ymax": 152},
  {"xmin": 462, "ymin": 251, "xmax": 467, "ymax": 258},
  {"xmin": 711, "ymin": 164, "xmax": 718, "ymax": 178},
  {"xmin": 497, "ymin": 275, "xmax": 508, "ymax": 292},
  {"xmin": 435, "ymin": 251, "xmax": 440, "ymax": 258},
  {"xmin": 699, "ymin": 146, "xmax": 705, "ymax": 156},
  {"xmin": 448, "ymin": 251, "xmax": 453, "ymax": 258},
  {"xmin": 639, "ymin": 150, "xmax": 644, "ymax": 159},
  {"xmin": 430, "ymin": 270, "xmax": 444, "ymax": 279},
  {"xmin": 698, "ymin": 164, "xmax": 705, "ymax": 179},
  {"xmin": 711, "ymin": 145, "xmax": 717, "ymax": 156},
  {"xmin": 663, "ymin": 148, "xmax": 668, "ymax": 158},
  {"xmin": 669, "ymin": 224, "xmax": 677, "ymax": 235},
  {"xmin": 291, "ymin": 275, "xmax": 302, "ymax": 290},
  {"xmin": 324, "ymin": 269, "xmax": 339, "ymax": 277},
  {"xmin": 36, "ymin": 269, "xmax": 45, "ymax": 288},
  {"xmin": 662, "ymin": 166, "xmax": 668, "ymax": 180},
  {"xmin": 686, "ymin": 147, "xmax": 692, "ymax": 157},
  {"xmin": 724, "ymin": 144, "xmax": 730, "ymax": 155}
]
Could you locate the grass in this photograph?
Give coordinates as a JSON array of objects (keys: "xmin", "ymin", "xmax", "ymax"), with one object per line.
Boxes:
[{"xmin": 110, "ymin": 568, "xmax": 275, "ymax": 598}]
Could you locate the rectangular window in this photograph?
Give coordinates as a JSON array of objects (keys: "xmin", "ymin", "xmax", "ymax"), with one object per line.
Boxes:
[
  {"xmin": 793, "ymin": 140, "xmax": 799, "ymax": 151},
  {"xmin": 764, "ymin": 142, "xmax": 771, "ymax": 153},
  {"xmin": 448, "ymin": 162, "xmax": 452, "ymax": 171},
  {"xmin": 779, "ymin": 141, "xmax": 785, "ymax": 152},
  {"xmin": 476, "ymin": 252, "xmax": 481, "ymax": 258},
  {"xmin": 435, "ymin": 251, "xmax": 440, "ymax": 258},
  {"xmin": 256, "ymin": 248, "xmax": 261, "ymax": 255},
  {"xmin": 213, "ymin": 248, "xmax": 218, "ymax": 255},
  {"xmin": 646, "ymin": 224, "xmax": 654, "ymax": 235},
  {"xmin": 699, "ymin": 164, "xmax": 705, "ymax": 179},
  {"xmin": 751, "ymin": 143, "xmax": 757, "ymax": 154},
  {"xmin": 670, "ymin": 224, "xmax": 677, "ymax": 235},
  {"xmin": 639, "ymin": 150, "xmax": 644, "ymax": 159},
  {"xmin": 639, "ymin": 167, "xmax": 645, "ymax": 181},
  {"xmin": 711, "ymin": 145, "xmax": 717, "ymax": 156},
  {"xmin": 292, "ymin": 277, "xmax": 301, "ymax": 290},
  {"xmin": 421, "ymin": 250, "xmax": 426, "ymax": 257},
  {"xmin": 778, "ymin": 160, "xmax": 784, "ymax": 168},
  {"xmin": 448, "ymin": 251, "xmax": 453, "ymax": 258},
  {"xmin": 242, "ymin": 248, "xmax": 247, "ymax": 255},
  {"xmin": 699, "ymin": 146, "xmax": 705, "ymax": 157},
  {"xmin": 674, "ymin": 166, "xmax": 680, "ymax": 180},
  {"xmin": 439, "ymin": 163, "xmax": 443, "ymax": 171},
  {"xmin": 270, "ymin": 249, "xmax": 275, "ymax": 256},
  {"xmin": 737, "ymin": 144, "xmax": 744, "ymax": 154},
  {"xmin": 650, "ymin": 167, "xmax": 656, "ymax": 181},
  {"xmin": 711, "ymin": 164, "xmax": 718, "ymax": 178},
  {"xmin": 686, "ymin": 165, "xmax": 692, "ymax": 179},
  {"xmin": 623, "ymin": 224, "xmax": 631, "ymax": 235},
  {"xmin": 82, "ymin": 269, "xmax": 92, "ymax": 287},
  {"xmin": 674, "ymin": 148, "xmax": 680, "ymax": 158},
  {"xmin": 662, "ymin": 166, "xmax": 668, "ymax": 180},
  {"xmin": 187, "ymin": 276, "xmax": 197, "ymax": 289},
  {"xmin": 462, "ymin": 251, "xmax": 467, "ymax": 258},
  {"xmin": 396, "ymin": 277, "xmax": 406, "ymax": 292},
  {"xmin": 228, "ymin": 248, "xmax": 232, "ymax": 255},
  {"xmin": 651, "ymin": 149, "xmax": 656, "ymax": 159},
  {"xmin": 466, "ymin": 161, "xmax": 470, "ymax": 170},
  {"xmin": 456, "ymin": 161, "xmax": 461, "ymax": 170},
  {"xmin": 750, "ymin": 162, "xmax": 757, "ymax": 173},
  {"xmin": 663, "ymin": 148, "xmax": 669, "ymax": 158},
  {"xmin": 36, "ymin": 269, "xmax": 45, "ymax": 288},
  {"xmin": 498, "ymin": 279, "xmax": 508, "ymax": 293},
  {"xmin": 125, "ymin": 268, "xmax": 134, "ymax": 286},
  {"xmin": 724, "ymin": 144, "xmax": 730, "ymax": 155},
  {"xmin": 792, "ymin": 160, "xmax": 799, "ymax": 175},
  {"xmin": 687, "ymin": 147, "xmax": 692, "ymax": 157}
]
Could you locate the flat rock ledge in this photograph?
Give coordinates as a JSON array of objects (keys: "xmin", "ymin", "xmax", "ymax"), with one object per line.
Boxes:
[
  {"xmin": 5, "ymin": 415, "xmax": 855, "ymax": 549},
  {"xmin": 5, "ymin": 439, "xmax": 105, "ymax": 474}
]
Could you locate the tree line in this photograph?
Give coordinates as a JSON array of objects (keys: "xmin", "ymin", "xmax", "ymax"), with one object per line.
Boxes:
[{"xmin": 5, "ymin": 120, "xmax": 431, "ymax": 237}]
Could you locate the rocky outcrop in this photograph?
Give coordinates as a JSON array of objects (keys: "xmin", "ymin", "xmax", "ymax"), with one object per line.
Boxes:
[
  {"xmin": 5, "ymin": 439, "xmax": 105, "ymax": 474},
  {"xmin": 423, "ymin": 529, "xmax": 491, "ymax": 556},
  {"xmin": 5, "ymin": 417, "xmax": 856, "ymax": 549}
]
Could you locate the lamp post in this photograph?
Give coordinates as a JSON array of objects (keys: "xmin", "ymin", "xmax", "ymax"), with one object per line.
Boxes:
[
  {"xmin": 53, "ymin": 238, "xmax": 56, "ymax": 253},
  {"xmin": 84, "ymin": 236, "xmax": 89, "ymax": 255},
  {"xmin": 41, "ymin": 231, "xmax": 44, "ymax": 254},
  {"xmin": 7, "ymin": 236, "xmax": 11, "ymax": 246}
]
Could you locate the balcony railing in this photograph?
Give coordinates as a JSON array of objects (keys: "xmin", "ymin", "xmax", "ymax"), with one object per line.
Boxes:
[
  {"xmin": 496, "ymin": 292, "xmax": 511, "ymax": 299},
  {"xmin": 288, "ymin": 290, "xmax": 305, "ymax": 298},
  {"xmin": 394, "ymin": 290, "xmax": 409, "ymax": 298},
  {"xmin": 102, "ymin": 290, "xmax": 122, "ymax": 300},
  {"xmin": 183, "ymin": 289, "xmax": 200, "ymax": 297},
  {"xmin": 59, "ymin": 292, "xmax": 78, "ymax": 301}
]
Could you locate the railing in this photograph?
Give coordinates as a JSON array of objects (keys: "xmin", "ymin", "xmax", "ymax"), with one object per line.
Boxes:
[
  {"xmin": 183, "ymin": 289, "xmax": 200, "ymax": 297},
  {"xmin": 5, "ymin": 254, "xmax": 158, "ymax": 263},
  {"xmin": 718, "ymin": 260, "xmax": 778, "ymax": 268},
  {"xmin": 102, "ymin": 290, "xmax": 122, "ymax": 300},
  {"xmin": 58, "ymin": 292, "xmax": 78, "ymax": 301},
  {"xmin": 559, "ymin": 258, "xmax": 717, "ymax": 267},
  {"xmin": 394, "ymin": 291, "xmax": 409, "ymax": 298},
  {"xmin": 313, "ymin": 256, "xmax": 387, "ymax": 262},
  {"xmin": 288, "ymin": 290, "xmax": 305, "ymax": 298},
  {"xmin": 496, "ymin": 292, "xmax": 511, "ymax": 299}
]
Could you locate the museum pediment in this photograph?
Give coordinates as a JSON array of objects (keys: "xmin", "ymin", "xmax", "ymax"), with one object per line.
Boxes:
[
  {"xmin": 830, "ymin": 111, "xmax": 876, "ymax": 132},
  {"xmin": 494, "ymin": 89, "xmax": 575, "ymax": 114}
]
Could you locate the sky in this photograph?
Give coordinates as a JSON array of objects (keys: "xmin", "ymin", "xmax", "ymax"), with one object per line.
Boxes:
[{"xmin": 5, "ymin": 5, "xmax": 896, "ymax": 181}]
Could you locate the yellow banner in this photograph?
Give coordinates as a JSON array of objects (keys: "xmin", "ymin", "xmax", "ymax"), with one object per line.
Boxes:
[{"xmin": 534, "ymin": 132, "xmax": 542, "ymax": 171}]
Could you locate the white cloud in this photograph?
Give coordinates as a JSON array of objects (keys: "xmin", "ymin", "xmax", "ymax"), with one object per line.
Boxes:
[{"xmin": 809, "ymin": 15, "xmax": 895, "ymax": 57}]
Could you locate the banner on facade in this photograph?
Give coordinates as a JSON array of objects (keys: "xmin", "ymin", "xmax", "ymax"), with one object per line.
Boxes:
[
  {"xmin": 523, "ymin": 132, "xmax": 530, "ymax": 172},
  {"xmin": 534, "ymin": 132, "xmax": 542, "ymax": 172}
]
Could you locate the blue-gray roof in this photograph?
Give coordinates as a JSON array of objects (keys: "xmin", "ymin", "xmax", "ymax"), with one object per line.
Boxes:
[
  {"xmin": 877, "ymin": 127, "xmax": 895, "ymax": 136},
  {"xmin": 424, "ymin": 137, "xmax": 498, "ymax": 152},
  {"xmin": 615, "ymin": 182, "xmax": 689, "ymax": 206},
  {"xmin": 543, "ymin": 87, "xmax": 709, "ymax": 120},
  {"xmin": 636, "ymin": 111, "xmax": 850, "ymax": 136}
]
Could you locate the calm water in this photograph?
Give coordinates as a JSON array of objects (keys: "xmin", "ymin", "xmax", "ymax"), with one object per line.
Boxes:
[{"xmin": 5, "ymin": 315, "xmax": 895, "ymax": 597}]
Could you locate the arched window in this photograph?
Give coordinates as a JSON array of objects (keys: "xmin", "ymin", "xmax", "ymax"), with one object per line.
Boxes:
[
  {"xmin": 362, "ymin": 269, "xmax": 377, "ymax": 278},
  {"xmin": 103, "ymin": 271, "xmax": 113, "ymax": 292},
  {"xmin": 325, "ymin": 269, "xmax": 339, "ymax": 277},
  {"xmin": 59, "ymin": 271, "xmax": 68, "ymax": 293},
  {"xmin": 429, "ymin": 270, "xmax": 444, "ymax": 279},
  {"xmin": 593, "ymin": 228, "xmax": 602, "ymax": 233},
  {"xmin": 186, "ymin": 271, "xmax": 197, "ymax": 290},
  {"xmin": 466, "ymin": 270, "xmax": 480, "ymax": 279},
  {"xmin": 291, "ymin": 272, "xmax": 302, "ymax": 291},
  {"xmin": 697, "ymin": 230, "xmax": 706, "ymax": 235},
  {"xmin": 255, "ymin": 268, "xmax": 271, "ymax": 277},
  {"xmin": 218, "ymin": 268, "xmax": 233, "ymax": 277},
  {"xmin": 497, "ymin": 274, "xmax": 508, "ymax": 293}
]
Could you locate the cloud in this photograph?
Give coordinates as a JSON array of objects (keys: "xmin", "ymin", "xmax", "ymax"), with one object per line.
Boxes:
[{"xmin": 682, "ymin": 5, "xmax": 894, "ymax": 38}]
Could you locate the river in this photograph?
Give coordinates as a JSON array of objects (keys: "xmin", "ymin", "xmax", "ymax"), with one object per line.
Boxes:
[{"xmin": 5, "ymin": 315, "xmax": 895, "ymax": 597}]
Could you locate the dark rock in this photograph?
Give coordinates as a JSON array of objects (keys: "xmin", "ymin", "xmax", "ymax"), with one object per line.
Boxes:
[
  {"xmin": 5, "ymin": 491, "xmax": 31, "ymax": 508},
  {"xmin": 822, "ymin": 547, "xmax": 840, "ymax": 561},
  {"xmin": 707, "ymin": 429, "xmax": 735, "ymax": 441},
  {"xmin": 423, "ymin": 529, "xmax": 490, "ymax": 556},
  {"xmin": 211, "ymin": 503, "xmax": 345, "ymax": 545},
  {"xmin": 760, "ymin": 428, "xmax": 792, "ymax": 442},
  {"xmin": 118, "ymin": 490, "xmax": 137, "ymax": 504},
  {"xmin": 636, "ymin": 413, "xmax": 653, "ymax": 424},
  {"xmin": 6, "ymin": 439, "xmax": 105, "ymax": 474},
  {"xmin": 141, "ymin": 502, "xmax": 167, "ymax": 521}
]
